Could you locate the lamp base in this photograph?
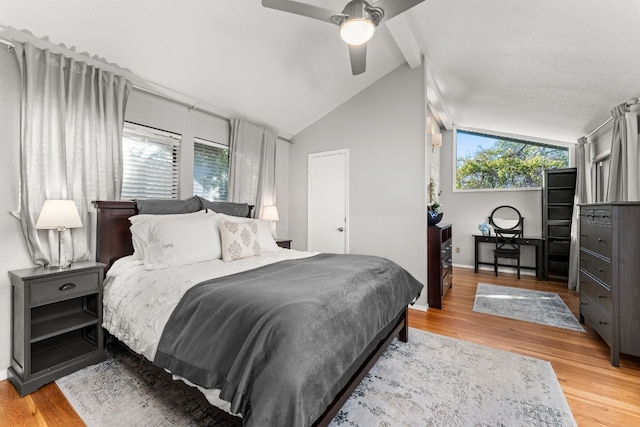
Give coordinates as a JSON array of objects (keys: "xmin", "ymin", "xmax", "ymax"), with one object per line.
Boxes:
[{"xmin": 44, "ymin": 261, "xmax": 72, "ymax": 270}]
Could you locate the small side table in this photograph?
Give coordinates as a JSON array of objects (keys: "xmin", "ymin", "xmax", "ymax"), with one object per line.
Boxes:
[
  {"xmin": 8, "ymin": 261, "xmax": 106, "ymax": 396},
  {"xmin": 275, "ymin": 239, "xmax": 292, "ymax": 249}
]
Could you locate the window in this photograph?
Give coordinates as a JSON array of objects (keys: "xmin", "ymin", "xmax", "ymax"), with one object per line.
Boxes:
[
  {"xmin": 455, "ymin": 128, "xmax": 569, "ymax": 191},
  {"xmin": 193, "ymin": 138, "xmax": 229, "ymax": 201},
  {"xmin": 121, "ymin": 123, "xmax": 181, "ymax": 200}
]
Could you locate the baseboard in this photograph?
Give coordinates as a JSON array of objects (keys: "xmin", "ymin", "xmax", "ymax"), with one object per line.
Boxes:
[
  {"xmin": 410, "ymin": 303, "xmax": 428, "ymax": 312},
  {"xmin": 453, "ymin": 263, "xmax": 537, "ymax": 277}
]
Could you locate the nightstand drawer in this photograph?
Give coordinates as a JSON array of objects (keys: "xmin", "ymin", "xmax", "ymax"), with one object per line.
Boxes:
[{"xmin": 30, "ymin": 272, "xmax": 100, "ymax": 305}]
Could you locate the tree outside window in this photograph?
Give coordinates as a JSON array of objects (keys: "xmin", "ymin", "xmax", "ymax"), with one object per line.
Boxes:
[{"xmin": 455, "ymin": 129, "xmax": 569, "ymax": 190}]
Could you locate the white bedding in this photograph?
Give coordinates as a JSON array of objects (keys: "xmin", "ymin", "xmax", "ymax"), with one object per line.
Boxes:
[{"xmin": 102, "ymin": 249, "xmax": 318, "ymax": 412}]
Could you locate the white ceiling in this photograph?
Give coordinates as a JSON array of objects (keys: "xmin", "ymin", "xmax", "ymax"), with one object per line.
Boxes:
[{"xmin": 2, "ymin": 0, "xmax": 640, "ymax": 143}]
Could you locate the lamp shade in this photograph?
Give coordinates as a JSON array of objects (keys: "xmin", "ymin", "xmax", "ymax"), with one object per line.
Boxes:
[
  {"xmin": 261, "ymin": 205, "xmax": 280, "ymax": 221},
  {"xmin": 36, "ymin": 200, "xmax": 83, "ymax": 230}
]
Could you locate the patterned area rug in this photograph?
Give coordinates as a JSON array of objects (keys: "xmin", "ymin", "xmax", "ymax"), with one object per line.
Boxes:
[
  {"xmin": 57, "ymin": 329, "xmax": 576, "ymax": 427},
  {"xmin": 473, "ymin": 283, "xmax": 585, "ymax": 332}
]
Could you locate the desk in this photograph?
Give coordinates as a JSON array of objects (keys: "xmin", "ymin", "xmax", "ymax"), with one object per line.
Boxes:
[{"xmin": 473, "ymin": 234, "xmax": 545, "ymax": 280}]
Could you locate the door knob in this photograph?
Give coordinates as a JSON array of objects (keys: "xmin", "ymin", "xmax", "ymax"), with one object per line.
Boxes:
[{"xmin": 338, "ymin": 227, "xmax": 344, "ymax": 232}]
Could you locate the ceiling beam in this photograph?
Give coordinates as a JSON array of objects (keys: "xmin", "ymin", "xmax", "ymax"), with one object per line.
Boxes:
[
  {"xmin": 425, "ymin": 59, "xmax": 453, "ymax": 130},
  {"xmin": 386, "ymin": 15, "xmax": 422, "ymax": 69}
]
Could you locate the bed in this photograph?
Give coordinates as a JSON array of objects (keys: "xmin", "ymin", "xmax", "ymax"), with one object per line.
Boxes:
[{"xmin": 93, "ymin": 199, "xmax": 423, "ymax": 427}]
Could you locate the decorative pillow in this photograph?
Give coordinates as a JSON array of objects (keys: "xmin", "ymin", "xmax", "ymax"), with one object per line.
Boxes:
[
  {"xmin": 217, "ymin": 214, "xmax": 280, "ymax": 253},
  {"xmin": 219, "ymin": 218, "xmax": 261, "ymax": 262},
  {"xmin": 142, "ymin": 213, "xmax": 222, "ymax": 270},
  {"xmin": 129, "ymin": 210, "xmax": 207, "ymax": 260},
  {"xmin": 135, "ymin": 196, "xmax": 202, "ymax": 215},
  {"xmin": 198, "ymin": 197, "xmax": 251, "ymax": 217}
]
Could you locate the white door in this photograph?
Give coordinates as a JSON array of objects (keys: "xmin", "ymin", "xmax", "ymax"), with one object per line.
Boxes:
[{"xmin": 308, "ymin": 149, "xmax": 349, "ymax": 253}]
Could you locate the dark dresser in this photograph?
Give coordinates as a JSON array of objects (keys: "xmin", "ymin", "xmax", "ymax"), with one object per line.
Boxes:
[
  {"xmin": 579, "ymin": 202, "xmax": 640, "ymax": 366},
  {"xmin": 428, "ymin": 224, "xmax": 453, "ymax": 309}
]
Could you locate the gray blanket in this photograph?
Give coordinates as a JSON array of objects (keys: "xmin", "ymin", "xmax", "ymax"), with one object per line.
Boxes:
[{"xmin": 154, "ymin": 253, "xmax": 423, "ymax": 426}]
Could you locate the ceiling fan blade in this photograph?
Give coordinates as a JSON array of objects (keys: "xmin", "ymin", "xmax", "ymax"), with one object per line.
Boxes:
[
  {"xmin": 372, "ymin": 0, "xmax": 424, "ymax": 22},
  {"xmin": 262, "ymin": 0, "xmax": 340, "ymax": 24},
  {"xmin": 349, "ymin": 44, "xmax": 367, "ymax": 75}
]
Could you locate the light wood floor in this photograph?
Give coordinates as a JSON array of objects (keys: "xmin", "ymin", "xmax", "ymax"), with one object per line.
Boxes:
[{"xmin": 1, "ymin": 267, "xmax": 639, "ymax": 426}]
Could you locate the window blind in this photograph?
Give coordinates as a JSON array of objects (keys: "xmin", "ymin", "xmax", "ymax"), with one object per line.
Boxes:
[
  {"xmin": 121, "ymin": 123, "xmax": 181, "ymax": 200},
  {"xmin": 193, "ymin": 138, "xmax": 229, "ymax": 201}
]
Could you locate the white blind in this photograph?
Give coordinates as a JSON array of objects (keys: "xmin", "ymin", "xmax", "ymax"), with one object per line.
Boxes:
[
  {"xmin": 121, "ymin": 123, "xmax": 181, "ymax": 200},
  {"xmin": 193, "ymin": 138, "xmax": 229, "ymax": 201}
]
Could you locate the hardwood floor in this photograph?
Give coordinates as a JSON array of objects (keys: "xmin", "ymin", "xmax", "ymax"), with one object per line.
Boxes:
[{"xmin": 1, "ymin": 266, "xmax": 639, "ymax": 426}]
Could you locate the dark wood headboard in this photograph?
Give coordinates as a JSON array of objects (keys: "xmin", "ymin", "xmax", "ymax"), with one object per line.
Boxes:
[
  {"xmin": 93, "ymin": 200, "xmax": 255, "ymax": 272},
  {"xmin": 93, "ymin": 201, "xmax": 137, "ymax": 272}
]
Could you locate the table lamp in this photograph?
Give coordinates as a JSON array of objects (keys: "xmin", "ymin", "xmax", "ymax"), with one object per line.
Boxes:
[
  {"xmin": 261, "ymin": 205, "xmax": 279, "ymax": 238},
  {"xmin": 35, "ymin": 200, "xmax": 83, "ymax": 269}
]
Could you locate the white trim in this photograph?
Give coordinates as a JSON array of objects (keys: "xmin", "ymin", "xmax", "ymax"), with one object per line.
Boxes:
[
  {"xmin": 410, "ymin": 304, "xmax": 429, "ymax": 312},
  {"xmin": 194, "ymin": 137, "xmax": 228, "ymax": 149},
  {"xmin": 456, "ymin": 125, "xmax": 573, "ymax": 148}
]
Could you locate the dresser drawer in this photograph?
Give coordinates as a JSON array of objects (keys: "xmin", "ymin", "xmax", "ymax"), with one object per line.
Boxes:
[
  {"xmin": 580, "ymin": 207, "xmax": 612, "ymax": 224},
  {"xmin": 580, "ymin": 293, "xmax": 613, "ymax": 347},
  {"xmin": 580, "ymin": 221, "xmax": 612, "ymax": 259},
  {"xmin": 579, "ymin": 270, "xmax": 612, "ymax": 315},
  {"xmin": 30, "ymin": 272, "xmax": 100, "ymax": 305},
  {"xmin": 579, "ymin": 249, "xmax": 612, "ymax": 286}
]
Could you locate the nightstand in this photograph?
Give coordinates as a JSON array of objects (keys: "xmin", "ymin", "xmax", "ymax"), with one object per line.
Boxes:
[
  {"xmin": 8, "ymin": 261, "xmax": 106, "ymax": 396},
  {"xmin": 275, "ymin": 239, "xmax": 292, "ymax": 249}
]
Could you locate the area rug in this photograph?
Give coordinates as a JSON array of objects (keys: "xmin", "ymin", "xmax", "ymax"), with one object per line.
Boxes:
[
  {"xmin": 473, "ymin": 283, "xmax": 585, "ymax": 332},
  {"xmin": 56, "ymin": 328, "xmax": 576, "ymax": 427}
]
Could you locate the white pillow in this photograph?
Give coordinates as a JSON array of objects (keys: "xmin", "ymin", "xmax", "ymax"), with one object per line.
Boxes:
[
  {"xmin": 219, "ymin": 218, "xmax": 261, "ymax": 262},
  {"xmin": 129, "ymin": 210, "xmax": 207, "ymax": 260},
  {"xmin": 142, "ymin": 214, "xmax": 222, "ymax": 270},
  {"xmin": 216, "ymin": 214, "xmax": 280, "ymax": 253}
]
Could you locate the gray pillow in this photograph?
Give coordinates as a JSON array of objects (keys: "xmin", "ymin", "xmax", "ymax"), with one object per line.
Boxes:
[
  {"xmin": 197, "ymin": 197, "xmax": 251, "ymax": 218},
  {"xmin": 136, "ymin": 196, "xmax": 202, "ymax": 215}
]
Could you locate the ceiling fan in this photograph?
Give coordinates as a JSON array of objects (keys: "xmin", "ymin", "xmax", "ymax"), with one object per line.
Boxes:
[{"xmin": 262, "ymin": 0, "xmax": 425, "ymax": 75}]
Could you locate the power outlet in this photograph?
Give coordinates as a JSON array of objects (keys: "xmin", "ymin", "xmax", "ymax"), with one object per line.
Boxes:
[{"xmin": 455, "ymin": 247, "xmax": 460, "ymax": 253}]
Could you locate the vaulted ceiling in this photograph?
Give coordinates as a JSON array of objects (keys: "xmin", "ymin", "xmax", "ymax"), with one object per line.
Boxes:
[{"xmin": 2, "ymin": 0, "xmax": 640, "ymax": 143}]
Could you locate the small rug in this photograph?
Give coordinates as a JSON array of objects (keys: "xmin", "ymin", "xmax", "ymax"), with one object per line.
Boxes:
[
  {"xmin": 473, "ymin": 283, "xmax": 585, "ymax": 332},
  {"xmin": 56, "ymin": 329, "xmax": 576, "ymax": 426}
]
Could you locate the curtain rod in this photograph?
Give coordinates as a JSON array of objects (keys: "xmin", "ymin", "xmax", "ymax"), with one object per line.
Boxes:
[
  {"xmin": 0, "ymin": 35, "xmax": 295, "ymax": 144},
  {"xmin": 585, "ymin": 97, "xmax": 639, "ymax": 140}
]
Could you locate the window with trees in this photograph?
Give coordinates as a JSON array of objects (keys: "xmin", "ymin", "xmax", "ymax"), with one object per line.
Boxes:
[
  {"xmin": 193, "ymin": 138, "xmax": 229, "ymax": 201},
  {"xmin": 455, "ymin": 128, "xmax": 569, "ymax": 190},
  {"xmin": 121, "ymin": 123, "xmax": 181, "ymax": 200}
]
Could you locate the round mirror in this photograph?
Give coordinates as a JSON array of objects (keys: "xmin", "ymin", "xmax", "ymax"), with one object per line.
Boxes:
[{"xmin": 490, "ymin": 205, "xmax": 522, "ymax": 229}]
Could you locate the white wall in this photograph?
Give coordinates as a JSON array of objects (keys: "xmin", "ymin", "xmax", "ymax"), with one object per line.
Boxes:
[
  {"xmin": 289, "ymin": 64, "xmax": 428, "ymax": 304},
  {"xmin": 0, "ymin": 48, "xmax": 34, "ymax": 381},
  {"xmin": 438, "ymin": 130, "xmax": 544, "ymax": 272}
]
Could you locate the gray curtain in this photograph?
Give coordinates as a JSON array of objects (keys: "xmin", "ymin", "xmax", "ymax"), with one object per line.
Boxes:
[
  {"xmin": 567, "ymin": 137, "xmax": 591, "ymax": 291},
  {"xmin": 607, "ymin": 103, "xmax": 640, "ymax": 201},
  {"xmin": 15, "ymin": 41, "xmax": 131, "ymax": 266},
  {"xmin": 228, "ymin": 118, "xmax": 277, "ymax": 219}
]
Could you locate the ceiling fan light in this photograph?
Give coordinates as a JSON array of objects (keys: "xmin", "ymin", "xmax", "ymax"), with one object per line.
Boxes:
[{"xmin": 339, "ymin": 18, "xmax": 375, "ymax": 45}]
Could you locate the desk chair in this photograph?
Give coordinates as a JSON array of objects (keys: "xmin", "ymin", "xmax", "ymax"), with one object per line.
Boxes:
[{"xmin": 489, "ymin": 205, "xmax": 524, "ymax": 279}]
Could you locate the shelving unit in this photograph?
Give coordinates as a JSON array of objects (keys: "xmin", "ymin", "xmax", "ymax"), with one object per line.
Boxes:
[
  {"xmin": 542, "ymin": 168, "xmax": 577, "ymax": 280},
  {"xmin": 427, "ymin": 224, "xmax": 453, "ymax": 309}
]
